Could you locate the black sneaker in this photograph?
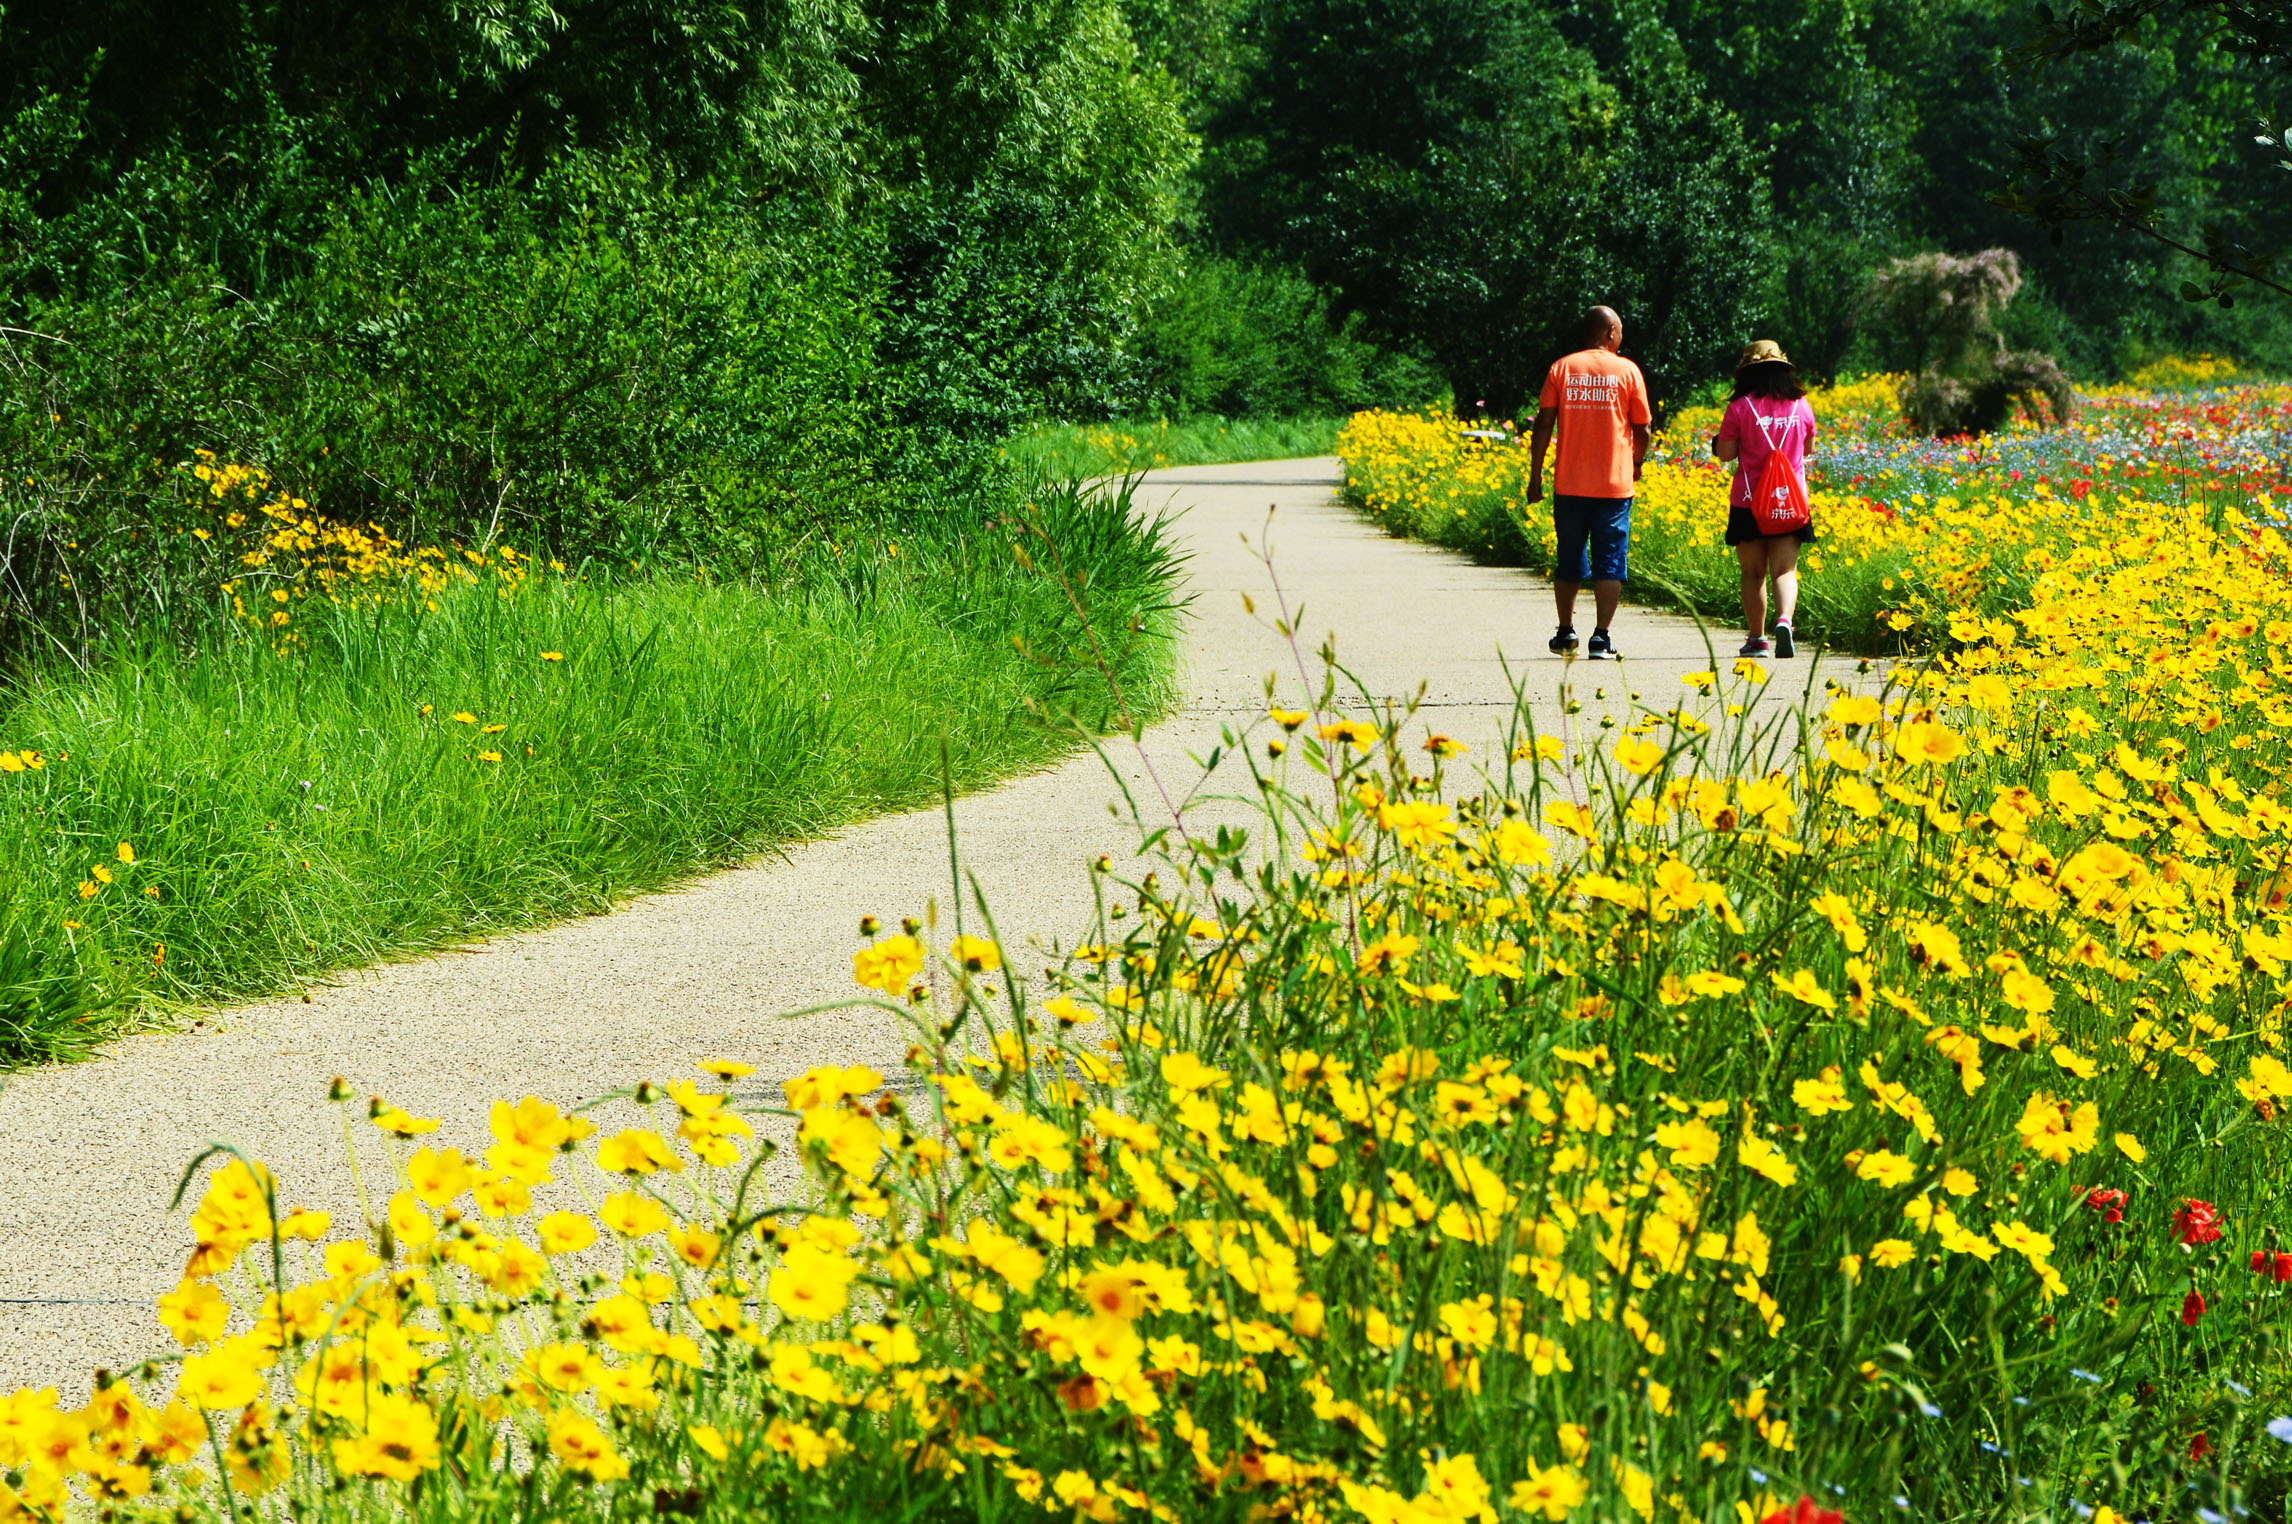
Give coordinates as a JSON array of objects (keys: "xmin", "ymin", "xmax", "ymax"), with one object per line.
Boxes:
[
  {"xmin": 1587, "ymin": 628, "xmax": 1618, "ymax": 661},
  {"xmin": 1548, "ymin": 625, "xmax": 1578, "ymax": 655},
  {"xmin": 1773, "ymin": 621, "xmax": 1796, "ymax": 659}
]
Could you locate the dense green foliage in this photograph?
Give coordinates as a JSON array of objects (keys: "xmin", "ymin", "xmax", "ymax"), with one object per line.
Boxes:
[
  {"xmin": 1135, "ymin": 0, "xmax": 2292, "ymax": 421},
  {"xmin": 0, "ymin": 0, "xmax": 1193, "ymax": 653},
  {"xmin": 0, "ymin": 480, "xmax": 1181, "ymax": 1066},
  {"xmin": 1130, "ymin": 255, "xmax": 1439, "ymax": 418}
]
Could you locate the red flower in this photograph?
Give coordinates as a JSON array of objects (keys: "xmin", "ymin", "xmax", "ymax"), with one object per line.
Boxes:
[
  {"xmin": 2257, "ymin": 1250, "xmax": 2292, "ymax": 1283},
  {"xmin": 2182, "ymin": 1289, "xmax": 2207, "ymax": 1325},
  {"xmin": 2174, "ymin": 1199, "xmax": 2223, "ymax": 1246},
  {"xmin": 2191, "ymin": 1432, "xmax": 2212, "ymax": 1461},
  {"xmin": 1759, "ymin": 1497, "xmax": 1845, "ymax": 1524},
  {"xmin": 2084, "ymin": 1186, "xmax": 2127, "ymax": 1224}
]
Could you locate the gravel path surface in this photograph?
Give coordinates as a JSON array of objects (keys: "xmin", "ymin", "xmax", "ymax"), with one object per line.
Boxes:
[{"xmin": 0, "ymin": 457, "xmax": 1850, "ymax": 1392}]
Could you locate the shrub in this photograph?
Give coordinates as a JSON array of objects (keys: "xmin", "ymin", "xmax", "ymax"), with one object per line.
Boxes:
[
  {"xmin": 2124, "ymin": 353, "xmax": 2244, "ymax": 390},
  {"xmin": 1862, "ymin": 250, "xmax": 2073, "ymax": 435},
  {"xmin": 1126, "ymin": 255, "xmax": 1437, "ymax": 419},
  {"xmin": 0, "ymin": 155, "xmax": 936, "ymax": 659}
]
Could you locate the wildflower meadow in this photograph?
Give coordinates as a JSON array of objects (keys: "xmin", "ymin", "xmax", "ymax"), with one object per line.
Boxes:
[
  {"xmin": 6, "ymin": 367, "xmax": 2292, "ymax": 1522},
  {"xmin": 1338, "ymin": 368, "xmax": 2292, "ymax": 654}
]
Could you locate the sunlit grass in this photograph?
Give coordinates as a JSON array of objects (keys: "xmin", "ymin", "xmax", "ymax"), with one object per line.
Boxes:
[
  {"xmin": 0, "ymin": 482, "xmax": 1183, "ymax": 1064},
  {"xmin": 1003, "ymin": 415, "xmax": 1345, "ymax": 479}
]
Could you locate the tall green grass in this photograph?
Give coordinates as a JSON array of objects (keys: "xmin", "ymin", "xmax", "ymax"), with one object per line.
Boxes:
[
  {"xmin": 1003, "ymin": 415, "xmax": 1345, "ymax": 479},
  {"xmin": 0, "ymin": 481, "xmax": 1183, "ymax": 1066}
]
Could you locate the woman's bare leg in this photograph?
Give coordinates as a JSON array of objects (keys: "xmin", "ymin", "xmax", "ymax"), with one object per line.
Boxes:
[
  {"xmin": 1768, "ymin": 537, "xmax": 1802, "ymax": 628},
  {"xmin": 1736, "ymin": 541, "xmax": 1769, "ymax": 639}
]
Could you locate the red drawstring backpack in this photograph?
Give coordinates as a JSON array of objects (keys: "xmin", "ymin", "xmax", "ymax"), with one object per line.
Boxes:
[{"xmin": 1747, "ymin": 402, "xmax": 1811, "ymax": 534}]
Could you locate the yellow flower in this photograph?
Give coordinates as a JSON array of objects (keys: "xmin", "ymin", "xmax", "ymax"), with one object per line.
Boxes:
[
  {"xmin": 178, "ymin": 1347, "xmax": 264, "ymax": 1410},
  {"xmin": 540, "ymin": 651, "xmax": 564, "ymax": 661},
  {"xmin": 798, "ymin": 1106, "xmax": 885, "ymax": 1177},
  {"xmin": 158, "ymin": 1280, "xmax": 230, "ymax": 1346},
  {"xmin": 784, "ymin": 1064, "xmax": 885, "ymax": 1110},
  {"xmin": 1769, "ymin": 968, "xmax": 1835, "ymax": 1010},
  {"xmin": 1159, "ymin": 1052, "xmax": 1228, "ymax": 1094},
  {"xmin": 1992, "ymin": 1219, "xmax": 2055, "ymax": 1264},
  {"xmin": 1378, "ymin": 798, "xmax": 1456, "ymax": 848},
  {"xmin": 115, "ymin": 842, "xmax": 134, "ymax": 864},
  {"xmin": 547, "ymin": 1410, "xmax": 629, "ymax": 1482},
  {"xmin": 404, "ymin": 1145, "xmax": 472, "ymax": 1208},
  {"xmin": 1614, "ymin": 735, "xmax": 1665, "ymax": 775},
  {"xmin": 524, "ymin": 1343, "xmax": 596, "ymax": 1393},
  {"xmin": 598, "ymin": 1191, "xmax": 670, "ymax": 1239},
  {"xmin": 596, "ymin": 1127, "xmax": 682, "ymax": 1175},
  {"xmin": 2001, "ymin": 967, "xmax": 2056, "ymax": 1014},
  {"xmin": 1855, "ymin": 1150, "xmax": 1916, "ymax": 1188},
  {"xmin": 949, "ymin": 934, "xmax": 1002, "ymax": 973},
  {"xmin": 1492, "ymin": 819, "xmax": 1553, "ymax": 866},
  {"xmin": 698, "ymin": 1056, "xmax": 756, "ymax": 1078},
  {"xmin": 1828, "ymin": 694, "xmax": 1882, "ymax": 727},
  {"xmin": 1653, "ymin": 1117, "xmax": 1721, "ymax": 1169},
  {"xmin": 453, "ymin": 712, "xmax": 477, "ymax": 724},
  {"xmin": 371, "ymin": 1104, "xmax": 440, "ymax": 1137},
  {"xmin": 1737, "ymin": 1131, "xmax": 1798, "ymax": 1186},
  {"xmin": 852, "ymin": 935, "xmax": 921, "ymax": 994},
  {"xmin": 988, "ymin": 1114, "xmax": 1074, "ymax": 1173},
  {"xmin": 328, "ymin": 1393, "xmax": 442, "ymax": 1482},
  {"xmin": 536, "ymin": 1210, "xmax": 598, "ymax": 1254},
  {"xmin": 1870, "ymin": 1238, "xmax": 1916, "ymax": 1269},
  {"xmin": 2014, "ymin": 1091, "xmax": 2099, "ymax": 1164},
  {"xmin": 689, "ymin": 1425, "xmax": 730, "ymax": 1461},
  {"xmin": 769, "ymin": 1244, "xmax": 859, "ymax": 1321},
  {"xmin": 1792, "ymin": 1069, "xmax": 1853, "ymax": 1116},
  {"xmin": 477, "ymin": 750, "xmax": 502, "ymax": 763}
]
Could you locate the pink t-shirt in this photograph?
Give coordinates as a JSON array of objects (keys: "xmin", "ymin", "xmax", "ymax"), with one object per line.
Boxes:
[{"xmin": 1716, "ymin": 397, "xmax": 1816, "ymax": 509}]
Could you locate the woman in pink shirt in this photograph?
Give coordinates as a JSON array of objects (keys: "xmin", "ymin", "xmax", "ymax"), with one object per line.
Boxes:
[{"xmin": 1712, "ymin": 340, "xmax": 1816, "ymax": 658}]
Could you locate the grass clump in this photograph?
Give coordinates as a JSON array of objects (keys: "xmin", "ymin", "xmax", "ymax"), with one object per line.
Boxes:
[
  {"xmin": 1004, "ymin": 415, "xmax": 1345, "ymax": 479},
  {"xmin": 0, "ymin": 478, "xmax": 1182, "ymax": 1066}
]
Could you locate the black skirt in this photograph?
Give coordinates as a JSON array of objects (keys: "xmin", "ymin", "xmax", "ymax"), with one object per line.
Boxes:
[{"xmin": 1725, "ymin": 506, "xmax": 1817, "ymax": 547}]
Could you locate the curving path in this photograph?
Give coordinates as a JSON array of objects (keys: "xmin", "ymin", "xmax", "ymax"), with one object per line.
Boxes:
[{"xmin": 0, "ymin": 458, "xmax": 1845, "ymax": 1393}]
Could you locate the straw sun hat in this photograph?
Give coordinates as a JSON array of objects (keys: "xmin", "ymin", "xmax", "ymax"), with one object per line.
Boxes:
[{"xmin": 1735, "ymin": 339, "xmax": 1792, "ymax": 373}]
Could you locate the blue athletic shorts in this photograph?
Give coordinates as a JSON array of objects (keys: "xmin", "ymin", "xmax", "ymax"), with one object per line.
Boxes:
[{"xmin": 1552, "ymin": 494, "xmax": 1632, "ymax": 583}]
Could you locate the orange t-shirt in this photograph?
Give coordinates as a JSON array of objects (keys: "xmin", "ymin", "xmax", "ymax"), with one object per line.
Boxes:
[{"xmin": 1538, "ymin": 349, "xmax": 1651, "ymax": 498}]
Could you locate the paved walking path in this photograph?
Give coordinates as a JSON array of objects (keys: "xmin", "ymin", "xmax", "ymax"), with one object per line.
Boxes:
[{"xmin": 0, "ymin": 458, "xmax": 1845, "ymax": 1393}]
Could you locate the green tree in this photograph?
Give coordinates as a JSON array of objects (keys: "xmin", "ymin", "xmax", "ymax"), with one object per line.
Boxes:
[
  {"xmin": 860, "ymin": 0, "xmax": 1196, "ymax": 430},
  {"xmin": 1652, "ymin": 0, "xmax": 1916, "ymax": 378},
  {"xmin": 2000, "ymin": 0, "xmax": 2292, "ymax": 306},
  {"xmin": 1553, "ymin": 0, "xmax": 1774, "ymax": 406},
  {"xmin": 1204, "ymin": 0, "xmax": 1613, "ymax": 419},
  {"xmin": 1207, "ymin": 0, "xmax": 1765, "ymax": 418}
]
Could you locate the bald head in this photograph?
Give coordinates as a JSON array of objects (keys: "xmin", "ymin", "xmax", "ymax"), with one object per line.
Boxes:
[{"xmin": 1581, "ymin": 306, "xmax": 1622, "ymax": 350}]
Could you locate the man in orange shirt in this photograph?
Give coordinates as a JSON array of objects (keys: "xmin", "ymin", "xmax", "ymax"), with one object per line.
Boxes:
[{"xmin": 1525, "ymin": 306, "xmax": 1652, "ymax": 660}]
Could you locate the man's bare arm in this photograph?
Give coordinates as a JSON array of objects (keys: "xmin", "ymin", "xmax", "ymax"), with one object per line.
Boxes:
[
  {"xmin": 1631, "ymin": 423, "xmax": 1652, "ymax": 480},
  {"xmin": 1525, "ymin": 407, "xmax": 1558, "ymax": 501}
]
